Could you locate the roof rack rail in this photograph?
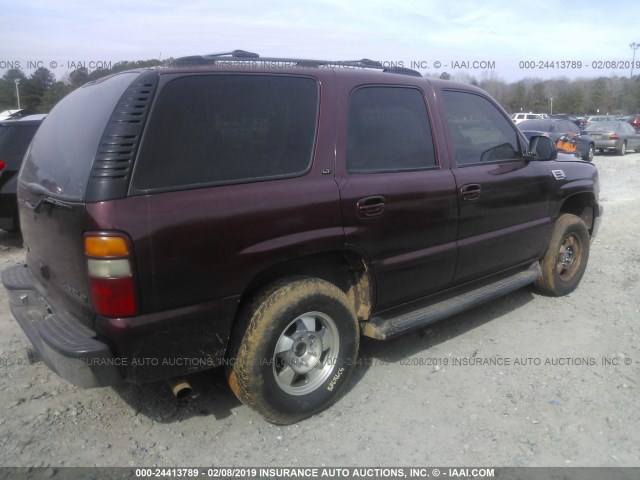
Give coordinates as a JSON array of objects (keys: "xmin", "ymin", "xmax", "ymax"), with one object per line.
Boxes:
[{"xmin": 171, "ymin": 50, "xmax": 422, "ymax": 77}]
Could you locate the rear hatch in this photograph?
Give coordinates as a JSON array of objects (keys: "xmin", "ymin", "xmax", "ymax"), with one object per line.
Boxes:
[{"xmin": 18, "ymin": 71, "xmax": 151, "ymax": 327}]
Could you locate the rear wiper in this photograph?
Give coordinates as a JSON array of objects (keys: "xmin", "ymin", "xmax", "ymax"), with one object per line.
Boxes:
[
  {"xmin": 24, "ymin": 195, "xmax": 73, "ymax": 213},
  {"xmin": 22, "ymin": 182, "xmax": 74, "ymax": 213}
]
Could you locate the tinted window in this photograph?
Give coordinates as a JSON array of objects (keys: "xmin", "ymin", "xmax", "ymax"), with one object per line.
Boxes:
[
  {"xmin": 133, "ymin": 75, "xmax": 318, "ymax": 191},
  {"xmin": 442, "ymin": 90, "xmax": 520, "ymax": 165},
  {"xmin": 565, "ymin": 122, "xmax": 581, "ymax": 134},
  {"xmin": 0, "ymin": 124, "xmax": 39, "ymax": 169},
  {"xmin": 347, "ymin": 87, "xmax": 435, "ymax": 173},
  {"xmin": 21, "ymin": 72, "xmax": 141, "ymax": 200},
  {"xmin": 587, "ymin": 121, "xmax": 619, "ymax": 131},
  {"xmin": 621, "ymin": 123, "xmax": 634, "ymax": 134},
  {"xmin": 519, "ymin": 120, "xmax": 550, "ymax": 131}
]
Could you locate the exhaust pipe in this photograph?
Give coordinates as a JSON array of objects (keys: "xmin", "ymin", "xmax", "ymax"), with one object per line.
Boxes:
[{"xmin": 168, "ymin": 378, "xmax": 193, "ymax": 400}]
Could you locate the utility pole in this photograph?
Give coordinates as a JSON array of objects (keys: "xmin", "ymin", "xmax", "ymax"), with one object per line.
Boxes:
[
  {"xmin": 14, "ymin": 79, "xmax": 21, "ymax": 110},
  {"xmin": 631, "ymin": 42, "xmax": 640, "ymax": 78},
  {"xmin": 549, "ymin": 97, "xmax": 553, "ymax": 115}
]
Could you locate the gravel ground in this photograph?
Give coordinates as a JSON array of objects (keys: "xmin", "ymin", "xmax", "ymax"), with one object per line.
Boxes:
[{"xmin": 0, "ymin": 153, "xmax": 638, "ymax": 469}]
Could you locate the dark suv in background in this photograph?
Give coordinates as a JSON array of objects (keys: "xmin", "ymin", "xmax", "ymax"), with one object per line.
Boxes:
[
  {"xmin": 518, "ymin": 118, "xmax": 596, "ymax": 161},
  {"xmin": 2, "ymin": 51, "xmax": 602, "ymax": 424},
  {"xmin": 0, "ymin": 114, "xmax": 45, "ymax": 231}
]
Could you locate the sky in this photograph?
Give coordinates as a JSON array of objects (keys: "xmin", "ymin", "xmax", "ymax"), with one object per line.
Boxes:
[{"xmin": 2, "ymin": 0, "xmax": 639, "ymax": 83}]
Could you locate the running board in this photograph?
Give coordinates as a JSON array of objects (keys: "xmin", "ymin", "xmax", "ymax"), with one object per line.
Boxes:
[{"xmin": 362, "ymin": 262, "xmax": 541, "ymax": 340}]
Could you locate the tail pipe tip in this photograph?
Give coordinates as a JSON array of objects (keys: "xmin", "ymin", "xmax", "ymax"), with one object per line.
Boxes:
[{"xmin": 168, "ymin": 378, "xmax": 193, "ymax": 400}]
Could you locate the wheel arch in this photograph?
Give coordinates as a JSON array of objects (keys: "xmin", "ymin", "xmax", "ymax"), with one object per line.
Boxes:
[
  {"xmin": 558, "ymin": 192, "xmax": 597, "ymax": 235},
  {"xmin": 237, "ymin": 249, "xmax": 374, "ymax": 324}
]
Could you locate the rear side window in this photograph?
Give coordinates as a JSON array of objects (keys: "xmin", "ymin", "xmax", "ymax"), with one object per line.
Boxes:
[
  {"xmin": 442, "ymin": 90, "xmax": 521, "ymax": 166},
  {"xmin": 20, "ymin": 72, "xmax": 142, "ymax": 200},
  {"xmin": 0, "ymin": 124, "xmax": 39, "ymax": 169},
  {"xmin": 347, "ymin": 87, "xmax": 436, "ymax": 173},
  {"xmin": 132, "ymin": 75, "xmax": 319, "ymax": 192}
]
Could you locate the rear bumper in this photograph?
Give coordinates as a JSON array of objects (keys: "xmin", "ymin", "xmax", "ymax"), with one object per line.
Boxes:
[
  {"xmin": 594, "ymin": 139, "xmax": 621, "ymax": 150},
  {"xmin": 2, "ymin": 264, "xmax": 240, "ymax": 386},
  {"xmin": 2, "ymin": 264, "xmax": 122, "ymax": 387}
]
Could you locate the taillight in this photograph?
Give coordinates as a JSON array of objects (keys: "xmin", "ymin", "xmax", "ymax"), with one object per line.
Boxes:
[
  {"xmin": 85, "ymin": 234, "xmax": 137, "ymax": 317},
  {"xmin": 0, "ymin": 161, "xmax": 6, "ymax": 172},
  {"xmin": 610, "ymin": 133, "xmax": 619, "ymax": 140}
]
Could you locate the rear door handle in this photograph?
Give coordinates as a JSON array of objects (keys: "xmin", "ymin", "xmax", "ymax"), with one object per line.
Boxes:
[
  {"xmin": 356, "ymin": 196, "xmax": 386, "ymax": 218},
  {"xmin": 460, "ymin": 183, "xmax": 481, "ymax": 201}
]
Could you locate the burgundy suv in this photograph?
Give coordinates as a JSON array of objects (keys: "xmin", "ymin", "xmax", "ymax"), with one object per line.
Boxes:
[{"xmin": 2, "ymin": 51, "xmax": 602, "ymax": 424}]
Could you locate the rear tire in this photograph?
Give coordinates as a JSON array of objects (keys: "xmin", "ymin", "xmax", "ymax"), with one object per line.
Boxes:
[
  {"xmin": 617, "ymin": 142, "xmax": 627, "ymax": 156},
  {"xmin": 535, "ymin": 214, "xmax": 590, "ymax": 296},
  {"xmin": 585, "ymin": 144, "xmax": 595, "ymax": 162},
  {"xmin": 227, "ymin": 277, "xmax": 359, "ymax": 424}
]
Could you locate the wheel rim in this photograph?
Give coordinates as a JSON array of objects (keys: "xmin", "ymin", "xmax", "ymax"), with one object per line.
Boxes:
[
  {"xmin": 272, "ymin": 311, "xmax": 340, "ymax": 395},
  {"xmin": 622, "ymin": 143, "xmax": 626, "ymax": 155},
  {"xmin": 555, "ymin": 233, "xmax": 582, "ymax": 280},
  {"xmin": 588, "ymin": 146, "xmax": 594, "ymax": 161}
]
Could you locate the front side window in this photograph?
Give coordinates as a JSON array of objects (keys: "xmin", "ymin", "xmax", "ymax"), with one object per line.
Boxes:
[
  {"xmin": 442, "ymin": 90, "xmax": 521, "ymax": 166},
  {"xmin": 347, "ymin": 86, "xmax": 436, "ymax": 173},
  {"xmin": 133, "ymin": 75, "xmax": 319, "ymax": 192}
]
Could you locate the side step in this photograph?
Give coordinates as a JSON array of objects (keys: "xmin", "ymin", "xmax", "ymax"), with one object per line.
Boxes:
[{"xmin": 362, "ymin": 262, "xmax": 541, "ymax": 340}]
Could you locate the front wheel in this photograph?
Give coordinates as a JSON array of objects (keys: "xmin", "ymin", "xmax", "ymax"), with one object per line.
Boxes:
[
  {"xmin": 227, "ymin": 277, "xmax": 359, "ymax": 424},
  {"xmin": 535, "ymin": 214, "xmax": 590, "ymax": 296}
]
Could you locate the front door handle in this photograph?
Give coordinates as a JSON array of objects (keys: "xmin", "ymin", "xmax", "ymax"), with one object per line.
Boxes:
[
  {"xmin": 356, "ymin": 196, "xmax": 386, "ymax": 218},
  {"xmin": 460, "ymin": 183, "xmax": 481, "ymax": 201}
]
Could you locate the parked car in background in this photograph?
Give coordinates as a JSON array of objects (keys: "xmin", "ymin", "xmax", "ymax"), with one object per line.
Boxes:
[
  {"xmin": 511, "ymin": 112, "xmax": 546, "ymax": 124},
  {"xmin": 617, "ymin": 114, "xmax": 640, "ymax": 132},
  {"xmin": 549, "ymin": 114, "xmax": 581, "ymax": 126},
  {"xmin": 0, "ymin": 115, "xmax": 45, "ymax": 231},
  {"xmin": 581, "ymin": 115, "xmax": 616, "ymax": 130},
  {"xmin": 518, "ymin": 118, "xmax": 595, "ymax": 161},
  {"xmin": 585, "ymin": 120, "xmax": 640, "ymax": 155},
  {"xmin": 0, "ymin": 109, "xmax": 41, "ymax": 121}
]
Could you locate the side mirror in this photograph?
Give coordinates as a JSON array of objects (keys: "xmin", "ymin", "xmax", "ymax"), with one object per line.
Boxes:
[{"xmin": 526, "ymin": 135, "xmax": 557, "ymax": 161}]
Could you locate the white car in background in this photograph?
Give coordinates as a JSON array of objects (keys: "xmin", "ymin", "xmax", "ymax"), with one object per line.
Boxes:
[{"xmin": 511, "ymin": 112, "xmax": 546, "ymax": 124}]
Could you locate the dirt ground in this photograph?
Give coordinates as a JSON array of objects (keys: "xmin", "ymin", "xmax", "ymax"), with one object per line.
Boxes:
[{"xmin": 0, "ymin": 153, "xmax": 638, "ymax": 469}]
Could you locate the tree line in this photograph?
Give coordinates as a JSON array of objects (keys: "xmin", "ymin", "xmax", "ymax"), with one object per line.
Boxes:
[
  {"xmin": 0, "ymin": 59, "xmax": 163, "ymax": 113},
  {"xmin": 433, "ymin": 71, "xmax": 640, "ymax": 115},
  {"xmin": 1, "ymin": 60, "xmax": 639, "ymax": 116}
]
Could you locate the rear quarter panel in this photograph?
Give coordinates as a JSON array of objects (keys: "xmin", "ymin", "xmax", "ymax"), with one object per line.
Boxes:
[{"xmin": 86, "ymin": 70, "xmax": 343, "ymax": 314}]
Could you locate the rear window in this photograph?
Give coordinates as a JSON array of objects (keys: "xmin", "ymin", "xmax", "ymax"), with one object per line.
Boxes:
[
  {"xmin": 20, "ymin": 72, "xmax": 142, "ymax": 200},
  {"xmin": 0, "ymin": 123, "xmax": 39, "ymax": 169},
  {"xmin": 518, "ymin": 120, "xmax": 549, "ymax": 131},
  {"xmin": 131, "ymin": 74, "xmax": 319, "ymax": 192},
  {"xmin": 587, "ymin": 121, "xmax": 620, "ymax": 131}
]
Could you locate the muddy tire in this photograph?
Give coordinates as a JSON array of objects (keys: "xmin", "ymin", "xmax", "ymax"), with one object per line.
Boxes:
[
  {"xmin": 227, "ymin": 277, "xmax": 359, "ymax": 424},
  {"xmin": 535, "ymin": 214, "xmax": 590, "ymax": 296}
]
